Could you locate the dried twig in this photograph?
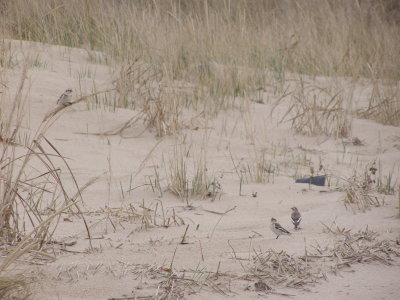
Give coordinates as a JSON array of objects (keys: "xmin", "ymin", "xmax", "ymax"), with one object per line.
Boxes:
[{"xmin": 180, "ymin": 225, "xmax": 189, "ymax": 245}]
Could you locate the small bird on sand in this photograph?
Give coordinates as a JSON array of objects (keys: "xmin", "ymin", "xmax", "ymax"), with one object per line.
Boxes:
[
  {"xmin": 56, "ymin": 89, "xmax": 73, "ymax": 106},
  {"xmin": 291, "ymin": 207, "xmax": 302, "ymax": 230},
  {"xmin": 270, "ymin": 218, "xmax": 291, "ymax": 239}
]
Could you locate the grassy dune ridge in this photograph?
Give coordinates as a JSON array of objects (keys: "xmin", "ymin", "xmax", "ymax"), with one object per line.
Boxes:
[{"xmin": 1, "ymin": 0, "xmax": 399, "ymax": 80}]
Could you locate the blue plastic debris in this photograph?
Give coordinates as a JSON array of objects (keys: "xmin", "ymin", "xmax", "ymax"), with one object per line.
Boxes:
[{"xmin": 295, "ymin": 175, "xmax": 326, "ymax": 186}]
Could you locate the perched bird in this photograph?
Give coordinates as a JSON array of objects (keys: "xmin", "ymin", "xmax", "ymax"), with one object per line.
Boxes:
[
  {"xmin": 56, "ymin": 89, "xmax": 73, "ymax": 106},
  {"xmin": 291, "ymin": 207, "xmax": 302, "ymax": 230},
  {"xmin": 270, "ymin": 218, "xmax": 291, "ymax": 239}
]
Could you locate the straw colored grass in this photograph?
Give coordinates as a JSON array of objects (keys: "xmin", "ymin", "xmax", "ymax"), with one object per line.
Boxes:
[
  {"xmin": 274, "ymin": 78, "xmax": 352, "ymax": 137},
  {"xmin": 95, "ymin": 200, "xmax": 185, "ymax": 231},
  {"xmin": 2, "ymin": 0, "xmax": 399, "ymax": 80},
  {"xmin": 0, "ymin": 275, "xmax": 29, "ymax": 300},
  {"xmin": 52, "ymin": 227, "xmax": 399, "ymax": 299},
  {"xmin": 358, "ymin": 80, "xmax": 400, "ymax": 126},
  {"xmin": 340, "ymin": 162, "xmax": 398, "ymax": 212},
  {"xmin": 0, "ymin": 63, "xmax": 104, "ymax": 275},
  {"xmin": 166, "ymin": 142, "xmax": 209, "ymax": 200},
  {"xmin": 342, "ymin": 174, "xmax": 381, "ymax": 212},
  {"xmin": 1, "ymin": 0, "xmax": 399, "ymax": 129},
  {"xmin": 248, "ymin": 226, "xmax": 399, "ymax": 293}
]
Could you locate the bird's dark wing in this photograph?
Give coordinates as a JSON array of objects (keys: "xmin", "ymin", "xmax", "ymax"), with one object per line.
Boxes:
[
  {"xmin": 274, "ymin": 222, "xmax": 290, "ymax": 234},
  {"xmin": 292, "ymin": 218, "xmax": 302, "ymax": 225},
  {"xmin": 291, "ymin": 212, "xmax": 302, "ymax": 225}
]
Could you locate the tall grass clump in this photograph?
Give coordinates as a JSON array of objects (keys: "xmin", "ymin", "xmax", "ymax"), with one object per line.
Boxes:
[
  {"xmin": 274, "ymin": 78, "xmax": 352, "ymax": 137},
  {"xmin": 109, "ymin": 59, "xmax": 199, "ymax": 136},
  {"xmin": 234, "ymin": 149, "xmax": 278, "ymax": 185},
  {"xmin": 358, "ymin": 80, "xmax": 400, "ymax": 126},
  {"xmin": 0, "ymin": 40, "xmax": 16, "ymax": 69},
  {"xmin": 165, "ymin": 137, "xmax": 218, "ymax": 201},
  {"xmin": 0, "ymin": 66, "xmax": 96, "ymax": 277},
  {"xmin": 341, "ymin": 162, "xmax": 398, "ymax": 213},
  {"xmin": 376, "ymin": 162, "xmax": 397, "ymax": 195}
]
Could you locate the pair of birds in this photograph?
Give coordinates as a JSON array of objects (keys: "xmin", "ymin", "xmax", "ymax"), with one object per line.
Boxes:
[
  {"xmin": 56, "ymin": 89, "xmax": 73, "ymax": 106},
  {"xmin": 270, "ymin": 207, "xmax": 301, "ymax": 239}
]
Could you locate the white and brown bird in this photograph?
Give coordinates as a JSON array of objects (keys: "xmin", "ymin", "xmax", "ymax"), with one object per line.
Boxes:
[
  {"xmin": 270, "ymin": 218, "xmax": 291, "ymax": 239},
  {"xmin": 291, "ymin": 207, "xmax": 302, "ymax": 230},
  {"xmin": 56, "ymin": 89, "xmax": 73, "ymax": 106}
]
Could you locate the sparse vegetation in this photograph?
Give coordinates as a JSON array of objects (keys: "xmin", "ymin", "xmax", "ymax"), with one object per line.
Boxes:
[
  {"xmin": 97, "ymin": 200, "xmax": 185, "ymax": 230},
  {"xmin": 248, "ymin": 225, "xmax": 399, "ymax": 293},
  {"xmin": 376, "ymin": 163, "xmax": 397, "ymax": 195},
  {"xmin": 358, "ymin": 80, "xmax": 400, "ymax": 126},
  {"xmin": 165, "ymin": 138, "xmax": 218, "ymax": 201},
  {"xmin": 343, "ymin": 177, "xmax": 381, "ymax": 212},
  {"xmin": 340, "ymin": 162, "xmax": 398, "ymax": 212},
  {"xmin": 275, "ymin": 78, "xmax": 352, "ymax": 137},
  {"xmin": 235, "ymin": 149, "xmax": 279, "ymax": 185},
  {"xmin": 0, "ymin": 65, "xmax": 100, "ymax": 282}
]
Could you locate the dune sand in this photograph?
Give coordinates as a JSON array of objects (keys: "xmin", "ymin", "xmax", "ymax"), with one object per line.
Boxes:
[{"xmin": 1, "ymin": 40, "xmax": 399, "ymax": 300}]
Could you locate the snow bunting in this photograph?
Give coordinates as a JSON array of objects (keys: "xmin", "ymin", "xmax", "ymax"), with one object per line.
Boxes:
[
  {"xmin": 291, "ymin": 207, "xmax": 302, "ymax": 230},
  {"xmin": 270, "ymin": 218, "xmax": 291, "ymax": 239},
  {"xmin": 56, "ymin": 89, "xmax": 73, "ymax": 106}
]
